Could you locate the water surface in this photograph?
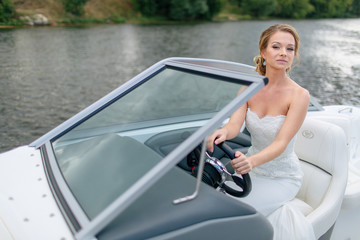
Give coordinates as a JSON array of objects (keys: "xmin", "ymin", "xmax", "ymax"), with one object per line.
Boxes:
[{"xmin": 1, "ymin": 19, "xmax": 359, "ymax": 152}]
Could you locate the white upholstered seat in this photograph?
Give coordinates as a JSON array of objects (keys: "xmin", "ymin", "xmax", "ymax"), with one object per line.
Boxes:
[
  {"xmin": 292, "ymin": 118, "xmax": 348, "ymax": 239},
  {"xmin": 308, "ymin": 108, "xmax": 360, "ymax": 210}
]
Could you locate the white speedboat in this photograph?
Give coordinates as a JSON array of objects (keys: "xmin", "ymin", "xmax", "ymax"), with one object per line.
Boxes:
[{"xmin": 0, "ymin": 58, "xmax": 358, "ymax": 240}]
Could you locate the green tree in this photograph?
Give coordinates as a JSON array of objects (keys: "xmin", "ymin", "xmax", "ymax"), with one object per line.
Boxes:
[
  {"xmin": 191, "ymin": 0, "xmax": 209, "ymax": 19},
  {"xmin": 154, "ymin": 0, "xmax": 170, "ymax": 16},
  {"xmin": 241, "ymin": 0, "xmax": 276, "ymax": 17},
  {"xmin": 329, "ymin": 0, "xmax": 354, "ymax": 17},
  {"xmin": 351, "ymin": 0, "xmax": 360, "ymax": 15},
  {"xmin": 274, "ymin": 0, "xmax": 314, "ymax": 18},
  {"xmin": 169, "ymin": 0, "xmax": 217, "ymax": 20},
  {"xmin": 206, "ymin": 0, "xmax": 223, "ymax": 18},
  {"xmin": 168, "ymin": 0, "xmax": 191, "ymax": 20},
  {"xmin": 134, "ymin": 0, "xmax": 221, "ymax": 20},
  {"xmin": 134, "ymin": 0, "xmax": 157, "ymax": 17},
  {"xmin": 0, "ymin": 0, "xmax": 15, "ymax": 23},
  {"xmin": 62, "ymin": 0, "xmax": 89, "ymax": 16},
  {"xmin": 309, "ymin": 0, "xmax": 353, "ymax": 17}
]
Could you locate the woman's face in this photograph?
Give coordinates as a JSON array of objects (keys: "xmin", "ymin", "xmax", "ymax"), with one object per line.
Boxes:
[{"xmin": 262, "ymin": 31, "xmax": 296, "ymax": 72}]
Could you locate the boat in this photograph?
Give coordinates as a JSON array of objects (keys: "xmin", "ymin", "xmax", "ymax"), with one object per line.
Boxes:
[{"xmin": 0, "ymin": 58, "xmax": 358, "ymax": 240}]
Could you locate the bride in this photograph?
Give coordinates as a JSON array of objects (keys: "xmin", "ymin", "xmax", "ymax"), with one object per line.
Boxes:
[{"xmin": 206, "ymin": 24, "xmax": 315, "ymax": 239}]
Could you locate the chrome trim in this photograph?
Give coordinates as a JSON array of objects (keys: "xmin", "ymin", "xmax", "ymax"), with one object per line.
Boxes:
[
  {"xmin": 205, "ymin": 152, "xmax": 241, "ymax": 185},
  {"xmin": 338, "ymin": 107, "xmax": 353, "ymax": 113},
  {"xmin": 205, "ymin": 152, "xmax": 228, "ymax": 184}
]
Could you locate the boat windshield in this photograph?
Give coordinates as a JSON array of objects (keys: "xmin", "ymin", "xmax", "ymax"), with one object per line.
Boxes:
[{"xmin": 50, "ymin": 64, "xmax": 254, "ymax": 222}]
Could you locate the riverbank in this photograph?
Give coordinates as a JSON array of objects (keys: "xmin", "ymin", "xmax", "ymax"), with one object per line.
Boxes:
[
  {"xmin": 3, "ymin": 0, "xmax": 248, "ymax": 27},
  {"xmin": 3, "ymin": 0, "xmax": 360, "ymax": 28},
  {"xmin": 8, "ymin": 0, "xmax": 133, "ymax": 26}
]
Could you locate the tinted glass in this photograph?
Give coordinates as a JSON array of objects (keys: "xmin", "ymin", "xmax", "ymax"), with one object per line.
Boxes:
[{"xmin": 51, "ymin": 67, "xmax": 247, "ymax": 219}]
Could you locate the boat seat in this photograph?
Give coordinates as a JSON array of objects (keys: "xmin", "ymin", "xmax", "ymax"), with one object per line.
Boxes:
[
  {"xmin": 292, "ymin": 118, "xmax": 348, "ymax": 239},
  {"xmin": 307, "ymin": 109, "xmax": 360, "ymax": 210}
]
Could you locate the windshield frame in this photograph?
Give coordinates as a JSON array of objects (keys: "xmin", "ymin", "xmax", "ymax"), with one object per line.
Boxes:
[{"xmin": 31, "ymin": 58, "xmax": 268, "ymax": 239}]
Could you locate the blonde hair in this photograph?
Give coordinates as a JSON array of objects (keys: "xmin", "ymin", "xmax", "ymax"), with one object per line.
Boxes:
[{"xmin": 254, "ymin": 24, "xmax": 300, "ymax": 76}]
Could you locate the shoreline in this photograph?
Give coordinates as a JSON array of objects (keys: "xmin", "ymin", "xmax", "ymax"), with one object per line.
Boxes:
[
  {"xmin": 2, "ymin": 15, "xmax": 359, "ymax": 29},
  {"xmin": 0, "ymin": 18, "xmax": 237, "ymax": 29}
]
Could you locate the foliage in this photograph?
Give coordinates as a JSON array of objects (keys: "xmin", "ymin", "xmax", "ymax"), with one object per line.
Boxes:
[
  {"xmin": 309, "ymin": 0, "xmax": 353, "ymax": 17},
  {"xmin": 207, "ymin": 0, "xmax": 223, "ymax": 18},
  {"xmin": 57, "ymin": 16, "xmax": 125, "ymax": 25},
  {"xmin": 274, "ymin": 0, "xmax": 314, "ymax": 18},
  {"xmin": 0, "ymin": 0, "xmax": 15, "ymax": 23},
  {"xmin": 134, "ymin": 0, "xmax": 222, "ymax": 20},
  {"xmin": 352, "ymin": 0, "xmax": 360, "ymax": 16},
  {"xmin": 2, "ymin": 0, "xmax": 360, "ymax": 26},
  {"xmin": 62, "ymin": 0, "xmax": 89, "ymax": 16},
  {"xmin": 232, "ymin": 0, "xmax": 359, "ymax": 18},
  {"xmin": 240, "ymin": 0, "xmax": 276, "ymax": 17},
  {"xmin": 169, "ymin": 0, "xmax": 209, "ymax": 20},
  {"xmin": 133, "ymin": 0, "xmax": 157, "ymax": 17}
]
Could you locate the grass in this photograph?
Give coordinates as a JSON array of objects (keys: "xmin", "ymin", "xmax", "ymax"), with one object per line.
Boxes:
[
  {"xmin": 83, "ymin": 0, "xmax": 136, "ymax": 19},
  {"xmin": 213, "ymin": 1, "xmax": 251, "ymax": 21}
]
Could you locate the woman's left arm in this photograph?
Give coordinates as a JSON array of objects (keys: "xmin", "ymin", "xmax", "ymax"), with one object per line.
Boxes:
[
  {"xmin": 233, "ymin": 88, "xmax": 310, "ymax": 174},
  {"xmin": 249, "ymin": 88, "xmax": 310, "ymax": 169}
]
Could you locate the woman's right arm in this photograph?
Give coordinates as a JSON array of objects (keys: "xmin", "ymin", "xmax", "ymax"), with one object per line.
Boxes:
[{"xmin": 206, "ymin": 103, "xmax": 247, "ymax": 152}]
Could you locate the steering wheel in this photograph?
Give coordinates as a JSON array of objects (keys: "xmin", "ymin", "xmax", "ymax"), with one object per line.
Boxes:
[
  {"xmin": 217, "ymin": 142, "xmax": 252, "ymax": 197},
  {"xmin": 187, "ymin": 141, "xmax": 252, "ymax": 197}
]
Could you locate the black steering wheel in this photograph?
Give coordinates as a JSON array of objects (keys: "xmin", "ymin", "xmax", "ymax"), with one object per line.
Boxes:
[
  {"xmin": 188, "ymin": 141, "xmax": 252, "ymax": 197},
  {"xmin": 216, "ymin": 142, "xmax": 252, "ymax": 197}
]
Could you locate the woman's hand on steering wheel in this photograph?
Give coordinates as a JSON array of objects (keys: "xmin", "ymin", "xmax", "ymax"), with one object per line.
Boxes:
[
  {"xmin": 206, "ymin": 128, "xmax": 228, "ymax": 152},
  {"xmin": 216, "ymin": 142, "xmax": 252, "ymax": 197},
  {"xmin": 232, "ymin": 151, "xmax": 253, "ymax": 175}
]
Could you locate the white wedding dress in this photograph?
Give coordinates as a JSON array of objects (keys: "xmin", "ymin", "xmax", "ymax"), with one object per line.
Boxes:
[{"xmin": 231, "ymin": 108, "xmax": 315, "ymax": 240}]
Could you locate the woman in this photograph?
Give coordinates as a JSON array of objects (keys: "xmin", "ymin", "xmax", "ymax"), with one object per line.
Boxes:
[{"xmin": 206, "ymin": 24, "xmax": 315, "ymax": 239}]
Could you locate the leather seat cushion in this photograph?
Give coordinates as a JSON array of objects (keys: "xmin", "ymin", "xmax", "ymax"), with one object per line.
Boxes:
[{"xmin": 296, "ymin": 160, "xmax": 331, "ymax": 210}]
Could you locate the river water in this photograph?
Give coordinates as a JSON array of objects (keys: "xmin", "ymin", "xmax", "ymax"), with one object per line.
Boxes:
[{"xmin": 1, "ymin": 19, "xmax": 360, "ymax": 152}]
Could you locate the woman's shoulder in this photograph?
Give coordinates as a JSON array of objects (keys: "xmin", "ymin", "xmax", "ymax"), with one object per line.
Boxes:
[
  {"xmin": 294, "ymin": 84, "xmax": 309, "ymax": 99},
  {"xmin": 288, "ymin": 79, "xmax": 310, "ymax": 99},
  {"xmin": 288, "ymin": 81, "xmax": 310, "ymax": 110}
]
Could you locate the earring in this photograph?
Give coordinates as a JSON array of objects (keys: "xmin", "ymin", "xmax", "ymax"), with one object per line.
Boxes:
[{"xmin": 263, "ymin": 59, "xmax": 266, "ymax": 66}]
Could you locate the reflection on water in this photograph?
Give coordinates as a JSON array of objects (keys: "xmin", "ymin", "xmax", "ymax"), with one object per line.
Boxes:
[{"xmin": 1, "ymin": 19, "xmax": 360, "ymax": 152}]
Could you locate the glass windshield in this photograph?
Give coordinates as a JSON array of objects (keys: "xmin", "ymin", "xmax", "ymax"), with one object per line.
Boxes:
[
  {"xmin": 51, "ymin": 66, "xmax": 247, "ymax": 220},
  {"xmin": 68, "ymin": 67, "xmax": 243, "ymax": 135}
]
